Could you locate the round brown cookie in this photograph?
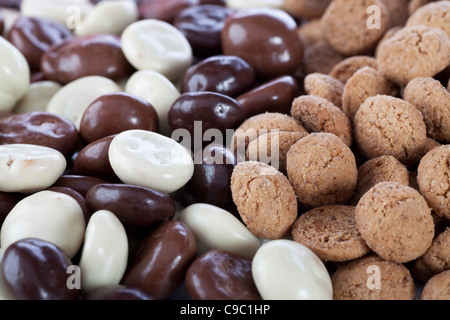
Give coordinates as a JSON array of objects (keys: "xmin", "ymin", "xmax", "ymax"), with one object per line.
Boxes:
[
  {"xmin": 379, "ymin": 0, "xmax": 409, "ymax": 27},
  {"xmin": 417, "ymin": 145, "xmax": 450, "ymax": 219},
  {"xmin": 230, "ymin": 112, "xmax": 307, "ymax": 157},
  {"xmin": 286, "ymin": 132, "xmax": 358, "ymax": 208},
  {"xmin": 409, "ymin": 0, "xmax": 436, "ymax": 15},
  {"xmin": 406, "ymin": 2, "xmax": 450, "ymax": 37},
  {"xmin": 404, "ymin": 77, "xmax": 450, "ymax": 143},
  {"xmin": 377, "ymin": 26, "xmax": 450, "ymax": 86},
  {"xmin": 304, "ymin": 73, "xmax": 344, "ymax": 108},
  {"xmin": 297, "ymin": 19, "xmax": 325, "ymax": 48},
  {"xmin": 349, "ymin": 155, "xmax": 409, "ymax": 205},
  {"xmin": 353, "ymin": 95, "xmax": 428, "ymax": 167},
  {"xmin": 284, "ymin": 0, "xmax": 332, "ymax": 20},
  {"xmin": 291, "ymin": 205, "xmax": 371, "ymax": 262},
  {"xmin": 291, "ymin": 95, "xmax": 352, "ymax": 147},
  {"xmin": 421, "ymin": 270, "xmax": 450, "ymax": 300},
  {"xmin": 412, "ymin": 228, "xmax": 450, "ymax": 283},
  {"xmin": 332, "ymin": 255, "xmax": 416, "ymax": 300},
  {"xmin": 329, "ymin": 56, "xmax": 378, "ymax": 84},
  {"xmin": 230, "ymin": 161, "xmax": 298, "ymax": 240},
  {"xmin": 302, "ymin": 41, "xmax": 345, "ymax": 75},
  {"xmin": 321, "ymin": 0, "xmax": 390, "ymax": 56},
  {"xmin": 421, "ymin": 137, "xmax": 442, "ymax": 157},
  {"xmin": 342, "ymin": 66, "xmax": 395, "ymax": 121},
  {"xmin": 355, "ymin": 182, "xmax": 435, "ymax": 263},
  {"xmin": 374, "ymin": 26, "xmax": 402, "ymax": 58},
  {"xmin": 246, "ymin": 131, "xmax": 308, "ymax": 174}
]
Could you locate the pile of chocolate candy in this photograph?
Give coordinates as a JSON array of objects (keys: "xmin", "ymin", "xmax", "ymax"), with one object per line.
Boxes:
[{"xmin": 0, "ymin": 0, "xmax": 449, "ymax": 301}]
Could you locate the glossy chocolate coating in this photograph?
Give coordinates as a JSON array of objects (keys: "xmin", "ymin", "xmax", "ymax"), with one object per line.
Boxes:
[
  {"xmin": 73, "ymin": 135, "xmax": 117, "ymax": 180},
  {"xmin": 0, "ymin": 0, "xmax": 21, "ymax": 9},
  {"xmin": 47, "ymin": 187, "xmax": 92, "ymax": 224},
  {"xmin": 173, "ymin": 5, "xmax": 234, "ymax": 58},
  {"xmin": 1, "ymin": 238, "xmax": 79, "ymax": 300},
  {"xmin": 41, "ymin": 34, "xmax": 134, "ymax": 84},
  {"xmin": 51, "ymin": 175, "xmax": 109, "ymax": 197},
  {"xmin": 0, "ymin": 192, "xmax": 21, "ymax": 226},
  {"xmin": 221, "ymin": 7, "xmax": 304, "ymax": 79},
  {"xmin": 86, "ymin": 184, "xmax": 176, "ymax": 228},
  {"xmin": 138, "ymin": 0, "xmax": 199, "ymax": 22},
  {"xmin": 185, "ymin": 250, "xmax": 261, "ymax": 300},
  {"xmin": 184, "ymin": 143, "xmax": 240, "ymax": 216},
  {"xmin": 0, "ymin": 10, "xmax": 4, "ymax": 36},
  {"xmin": 0, "ymin": 112, "xmax": 80, "ymax": 158},
  {"xmin": 121, "ymin": 220, "xmax": 197, "ymax": 300},
  {"xmin": 7, "ymin": 16, "xmax": 73, "ymax": 71},
  {"xmin": 169, "ymin": 91, "xmax": 246, "ymax": 149},
  {"xmin": 182, "ymin": 55, "xmax": 255, "ymax": 97},
  {"xmin": 79, "ymin": 92, "xmax": 158, "ymax": 144},
  {"xmin": 236, "ymin": 75, "xmax": 299, "ymax": 117},
  {"xmin": 84, "ymin": 285, "xmax": 154, "ymax": 300}
]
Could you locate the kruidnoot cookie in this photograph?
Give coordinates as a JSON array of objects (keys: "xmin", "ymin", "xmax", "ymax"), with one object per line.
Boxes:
[
  {"xmin": 329, "ymin": 55, "xmax": 378, "ymax": 84},
  {"xmin": 406, "ymin": 1, "xmax": 450, "ymax": 37},
  {"xmin": 379, "ymin": 0, "xmax": 409, "ymax": 27},
  {"xmin": 421, "ymin": 270, "xmax": 450, "ymax": 300},
  {"xmin": 246, "ymin": 131, "xmax": 308, "ymax": 173},
  {"xmin": 413, "ymin": 228, "xmax": 450, "ymax": 283},
  {"xmin": 230, "ymin": 112, "xmax": 307, "ymax": 157},
  {"xmin": 349, "ymin": 155, "xmax": 410, "ymax": 205},
  {"xmin": 291, "ymin": 205, "xmax": 370, "ymax": 262},
  {"xmin": 404, "ymin": 77, "xmax": 450, "ymax": 143},
  {"xmin": 230, "ymin": 161, "xmax": 298, "ymax": 240},
  {"xmin": 417, "ymin": 145, "xmax": 450, "ymax": 219},
  {"xmin": 321, "ymin": 0, "xmax": 390, "ymax": 56},
  {"xmin": 302, "ymin": 41, "xmax": 345, "ymax": 75},
  {"xmin": 377, "ymin": 26, "xmax": 450, "ymax": 86},
  {"xmin": 353, "ymin": 95, "xmax": 428, "ymax": 166},
  {"xmin": 374, "ymin": 26, "xmax": 402, "ymax": 59},
  {"xmin": 284, "ymin": 0, "xmax": 332, "ymax": 20},
  {"xmin": 408, "ymin": 0, "xmax": 437, "ymax": 15},
  {"xmin": 355, "ymin": 182, "xmax": 435, "ymax": 263},
  {"xmin": 304, "ymin": 73, "xmax": 344, "ymax": 108},
  {"xmin": 286, "ymin": 132, "xmax": 357, "ymax": 209},
  {"xmin": 342, "ymin": 66, "xmax": 395, "ymax": 121},
  {"xmin": 297, "ymin": 19, "xmax": 324, "ymax": 48},
  {"xmin": 291, "ymin": 95, "xmax": 352, "ymax": 147},
  {"xmin": 331, "ymin": 255, "xmax": 416, "ymax": 300}
]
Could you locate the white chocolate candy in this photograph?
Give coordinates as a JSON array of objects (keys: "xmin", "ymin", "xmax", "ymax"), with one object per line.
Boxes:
[
  {"xmin": 121, "ymin": 19, "xmax": 193, "ymax": 81},
  {"xmin": 109, "ymin": 130, "xmax": 194, "ymax": 194},
  {"xmin": 0, "ymin": 144, "xmax": 66, "ymax": 193},
  {"xmin": 0, "ymin": 249, "xmax": 15, "ymax": 300},
  {"xmin": 78, "ymin": 210, "xmax": 128, "ymax": 294},
  {"xmin": 21, "ymin": 0, "xmax": 93, "ymax": 27},
  {"xmin": 252, "ymin": 240, "xmax": 333, "ymax": 300},
  {"xmin": 0, "ymin": 36, "xmax": 30, "ymax": 112},
  {"xmin": 125, "ymin": 70, "xmax": 180, "ymax": 137},
  {"xmin": 75, "ymin": 0, "xmax": 138, "ymax": 37},
  {"xmin": 226, "ymin": 0, "xmax": 284, "ymax": 9},
  {"xmin": 0, "ymin": 191, "xmax": 85, "ymax": 258},
  {"xmin": 46, "ymin": 76, "xmax": 121, "ymax": 129},
  {"xmin": 177, "ymin": 203, "xmax": 261, "ymax": 259},
  {"xmin": 14, "ymin": 81, "xmax": 62, "ymax": 114}
]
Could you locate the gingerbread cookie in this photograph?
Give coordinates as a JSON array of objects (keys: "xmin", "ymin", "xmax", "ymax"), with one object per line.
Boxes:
[
  {"xmin": 284, "ymin": 0, "xmax": 332, "ymax": 20},
  {"xmin": 286, "ymin": 132, "xmax": 357, "ymax": 208},
  {"xmin": 421, "ymin": 270, "xmax": 450, "ymax": 300},
  {"xmin": 406, "ymin": 1, "xmax": 450, "ymax": 37},
  {"xmin": 332, "ymin": 255, "xmax": 416, "ymax": 300},
  {"xmin": 349, "ymin": 155, "xmax": 409, "ymax": 205},
  {"xmin": 353, "ymin": 95, "xmax": 428, "ymax": 166},
  {"xmin": 377, "ymin": 26, "xmax": 450, "ymax": 86},
  {"xmin": 230, "ymin": 161, "xmax": 298, "ymax": 240},
  {"xmin": 404, "ymin": 77, "xmax": 450, "ymax": 143},
  {"xmin": 417, "ymin": 145, "xmax": 450, "ymax": 219},
  {"xmin": 355, "ymin": 182, "xmax": 434, "ymax": 263},
  {"xmin": 291, "ymin": 205, "xmax": 370, "ymax": 262},
  {"xmin": 302, "ymin": 41, "xmax": 345, "ymax": 75},
  {"xmin": 321, "ymin": 0, "xmax": 389, "ymax": 55},
  {"xmin": 304, "ymin": 73, "xmax": 344, "ymax": 108},
  {"xmin": 329, "ymin": 56, "xmax": 378, "ymax": 84}
]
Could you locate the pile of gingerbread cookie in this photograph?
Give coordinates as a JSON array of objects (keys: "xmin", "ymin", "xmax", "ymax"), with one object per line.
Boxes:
[{"xmin": 0, "ymin": 0, "xmax": 448, "ymax": 301}]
